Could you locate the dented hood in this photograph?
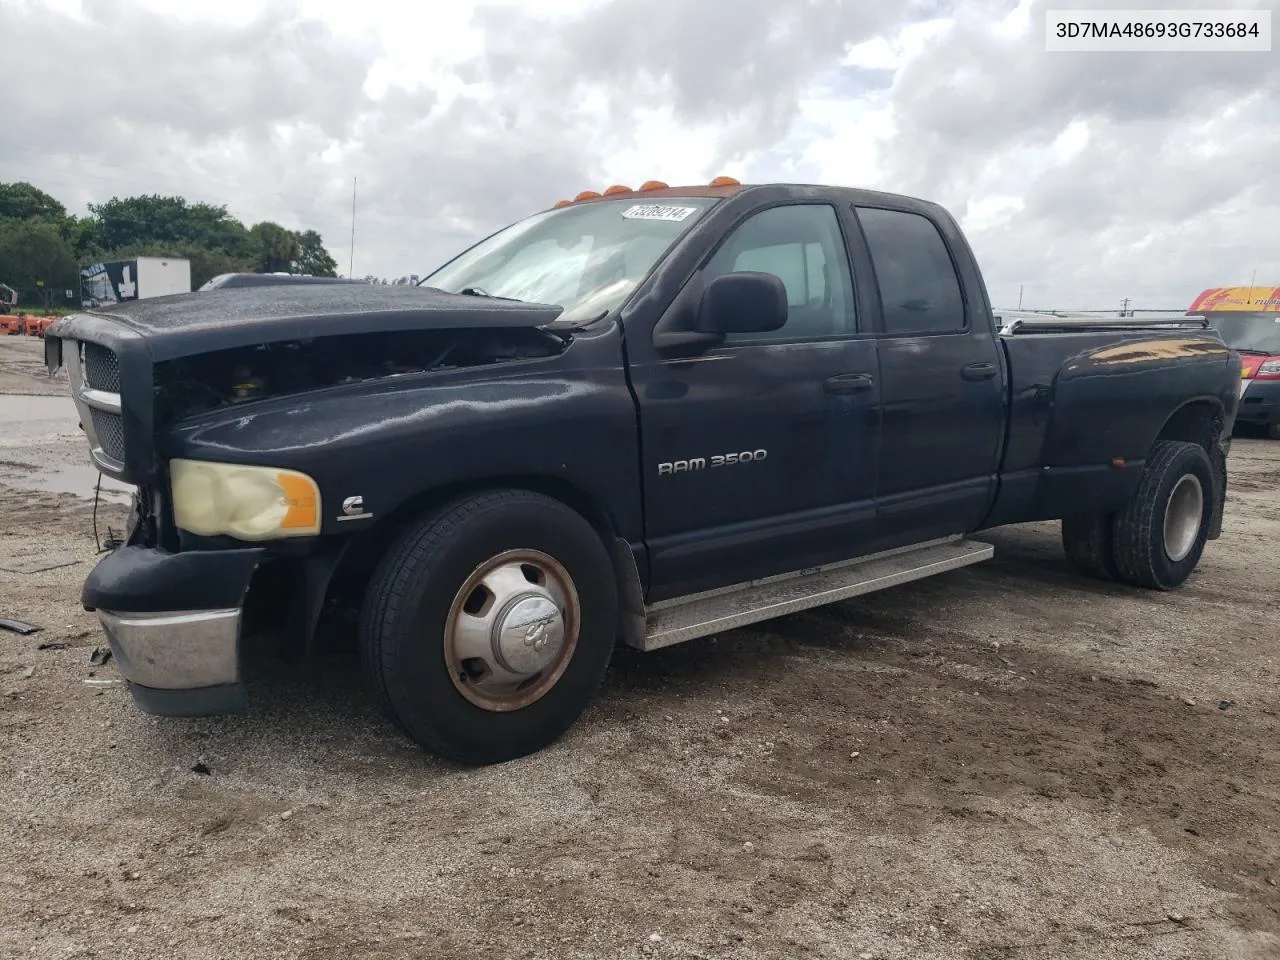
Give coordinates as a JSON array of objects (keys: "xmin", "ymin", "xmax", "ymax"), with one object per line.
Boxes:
[{"xmin": 48, "ymin": 284, "xmax": 565, "ymax": 362}]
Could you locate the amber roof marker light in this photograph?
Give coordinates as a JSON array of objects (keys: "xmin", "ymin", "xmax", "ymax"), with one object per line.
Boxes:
[{"xmin": 554, "ymin": 176, "xmax": 737, "ymax": 208}]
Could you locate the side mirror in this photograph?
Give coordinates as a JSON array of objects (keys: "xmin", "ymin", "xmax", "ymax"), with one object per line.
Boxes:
[{"xmin": 698, "ymin": 271, "xmax": 788, "ymax": 335}]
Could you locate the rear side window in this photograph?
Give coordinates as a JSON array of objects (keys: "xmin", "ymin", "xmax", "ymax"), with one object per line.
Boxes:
[{"xmin": 857, "ymin": 207, "xmax": 965, "ymax": 335}]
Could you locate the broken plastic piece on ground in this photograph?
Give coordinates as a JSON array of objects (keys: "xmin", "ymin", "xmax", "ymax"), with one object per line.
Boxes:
[
  {"xmin": 191, "ymin": 762, "xmax": 211, "ymax": 776},
  {"xmin": 0, "ymin": 618, "xmax": 42, "ymax": 636},
  {"xmin": 89, "ymin": 647, "xmax": 113, "ymax": 666},
  {"xmin": 37, "ymin": 641, "xmax": 69, "ymax": 651}
]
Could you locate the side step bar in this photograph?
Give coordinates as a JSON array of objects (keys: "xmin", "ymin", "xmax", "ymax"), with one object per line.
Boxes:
[{"xmin": 635, "ymin": 536, "xmax": 994, "ymax": 652}]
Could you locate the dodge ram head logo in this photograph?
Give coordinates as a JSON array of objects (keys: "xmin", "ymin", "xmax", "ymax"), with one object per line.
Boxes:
[
  {"xmin": 657, "ymin": 449, "xmax": 768, "ymax": 475},
  {"xmin": 524, "ymin": 618, "xmax": 553, "ymax": 651}
]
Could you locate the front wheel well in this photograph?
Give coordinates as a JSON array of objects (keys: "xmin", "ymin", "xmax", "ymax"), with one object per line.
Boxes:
[{"xmin": 319, "ymin": 477, "xmax": 634, "ymax": 645}]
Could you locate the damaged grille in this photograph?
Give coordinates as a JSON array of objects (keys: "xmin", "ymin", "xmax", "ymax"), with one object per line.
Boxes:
[
  {"xmin": 83, "ymin": 343, "xmax": 121, "ymax": 392},
  {"xmin": 67, "ymin": 339, "xmax": 127, "ymax": 476},
  {"xmin": 89, "ymin": 408, "xmax": 126, "ymax": 462}
]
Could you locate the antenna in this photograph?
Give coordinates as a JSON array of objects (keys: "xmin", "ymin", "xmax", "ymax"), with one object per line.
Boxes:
[
  {"xmin": 349, "ymin": 176, "xmax": 357, "ymax": 279},
  {"xmin": 1248, "ymin": 269, "xmax": 1256, "ymax": 302}
]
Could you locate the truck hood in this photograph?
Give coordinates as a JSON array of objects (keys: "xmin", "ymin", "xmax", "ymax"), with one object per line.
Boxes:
[{"xmin": 48, "ymin": 284, "xmax": 565, "ymax": 362}]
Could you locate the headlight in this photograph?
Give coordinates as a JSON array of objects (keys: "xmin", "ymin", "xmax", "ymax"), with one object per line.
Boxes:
[{"xmin": 170, "ymin": 459, "xmax": 321, "ymax": 540}]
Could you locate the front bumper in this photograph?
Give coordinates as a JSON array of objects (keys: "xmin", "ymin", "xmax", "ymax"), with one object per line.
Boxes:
[
  {"xmin": 83, "ymin": 544, "xmax": 265, "ymax": 716},
  {"xmin": 1237, "ymin": 378, "xmax": 1280, "ymax": 426}
]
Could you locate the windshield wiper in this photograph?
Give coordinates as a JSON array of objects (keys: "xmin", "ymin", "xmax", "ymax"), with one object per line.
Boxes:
[{"xmin": 458, "ymin": 286, "xmax": 524, "ymax": 302}]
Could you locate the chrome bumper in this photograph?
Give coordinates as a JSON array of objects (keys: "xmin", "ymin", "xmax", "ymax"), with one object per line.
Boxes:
[{"xmin": 98, "ymin": 608, "xmax": 241, "ymax": 690}]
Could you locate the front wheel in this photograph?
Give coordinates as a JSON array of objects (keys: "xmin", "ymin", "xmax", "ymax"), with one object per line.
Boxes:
[
  {"xmin": 359, "ymin": 490, "xmax": 618, "ymax": 764},
  {"xmin": 1112, "ymin": 440, "xmax": 1214, "ymax": 590}
]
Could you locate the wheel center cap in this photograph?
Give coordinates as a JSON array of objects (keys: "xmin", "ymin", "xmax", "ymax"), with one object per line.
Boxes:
[{"xmin": 493, "ymin": 595, "xmax": 564, "ymax": 676}]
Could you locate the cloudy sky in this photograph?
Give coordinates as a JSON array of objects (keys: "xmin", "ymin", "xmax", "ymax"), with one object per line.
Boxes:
[{"xmin": 3, "ymin": 0, "xmax": 1277, "ymax": 308}]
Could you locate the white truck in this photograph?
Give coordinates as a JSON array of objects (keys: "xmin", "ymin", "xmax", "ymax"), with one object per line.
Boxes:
[{"xmin": 80, "ymin": 257, "xmax": 191, "ymax": 309}]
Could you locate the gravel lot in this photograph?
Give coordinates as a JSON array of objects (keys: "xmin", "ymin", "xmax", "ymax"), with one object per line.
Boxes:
[{"xmin": 1, "ymin": 335, "xmax": 1278, "ymax": 959}]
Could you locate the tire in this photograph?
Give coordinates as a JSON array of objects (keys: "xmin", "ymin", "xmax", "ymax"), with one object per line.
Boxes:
[
  {"xmin": 1061, "ymin": 513, "xmax": 1119, "ymax": 581},
  {"xmin": 1267, "ymin": 423, "xmax": 1280, "ymax": 441},
  {"xmin": 1113, "ymin": 440, "xmax": 1213, "ymax": 590},
  {"xmin": 359, "ymin": 490, "xmax": 618, "ymax": 764}
]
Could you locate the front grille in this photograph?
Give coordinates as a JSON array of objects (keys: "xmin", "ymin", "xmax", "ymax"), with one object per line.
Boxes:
[
  {"xmin": 83, "ymin": 342, "xmax": 121, "ymax": 392},
  {"xmin": 89, "ymin": 408, "xmax": 126, "ymax": 462}
]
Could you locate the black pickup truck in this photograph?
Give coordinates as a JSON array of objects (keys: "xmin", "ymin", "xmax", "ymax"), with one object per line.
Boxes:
[{"xmin": 46, "ymin": 179, "xmax": 1241, "ymax": 764}]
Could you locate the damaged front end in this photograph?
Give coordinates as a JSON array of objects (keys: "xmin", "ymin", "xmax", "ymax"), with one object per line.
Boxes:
[
  {"xmin": 45, "ymin": 288, "xmax": 580, "ymax": 717},
  {"xmin": 153, "ymin": 326, "xmax": 568, "ymax": 417}
]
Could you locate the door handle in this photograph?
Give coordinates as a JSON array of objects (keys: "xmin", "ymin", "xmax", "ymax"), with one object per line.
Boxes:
[
  {"xmin": 824, "ymin": 372, "xmax": 875, "ymax": 394},
  {"xmin": 960, "ymin": 361, "xmax": 997, "ymax": 381}
]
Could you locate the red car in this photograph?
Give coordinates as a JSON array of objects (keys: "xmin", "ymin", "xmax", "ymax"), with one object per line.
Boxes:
[{"xmin": 1189, "ymin": 287, "xmax": 1280, "ymax": 438}]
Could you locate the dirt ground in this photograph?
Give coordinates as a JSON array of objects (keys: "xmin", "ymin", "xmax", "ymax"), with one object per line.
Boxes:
[{"xmin": 1, "ymin": 334, "xmax": 1278, "ymax": 960}]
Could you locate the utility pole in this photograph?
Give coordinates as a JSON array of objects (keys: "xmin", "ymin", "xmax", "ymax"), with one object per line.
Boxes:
[
  {"xmin": 1120, "ymin": 297, "xmax": 1131, "ymax": 317},
  {"xmin": 349, "ymin": 176, "xmax": 357, "ymax": 279},
  {"xmin": 1018, "ymin": 285, "xmax": 1023, "ymax": 309}
]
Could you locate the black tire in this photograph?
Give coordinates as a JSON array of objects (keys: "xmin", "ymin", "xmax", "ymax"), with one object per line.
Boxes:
[
  {"xmin": 1268, "ymin": 423, "xmax": 1280, "ymax": 441},
  {"xmin": 359, "ymin": 490, "xmax": 618, "ymax": 764},
  {"xmin": 1113, "ymin": 440, "xmax": 1213, "ymax": 590},
  {"xmin": 1061, "ymin": 513, "xmax": 1119, "ymax": 581}
]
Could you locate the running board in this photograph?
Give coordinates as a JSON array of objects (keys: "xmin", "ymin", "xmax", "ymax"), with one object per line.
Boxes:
[{"xmin": 636, "ymin": 536, "xmax": 994, "ymax": 652}]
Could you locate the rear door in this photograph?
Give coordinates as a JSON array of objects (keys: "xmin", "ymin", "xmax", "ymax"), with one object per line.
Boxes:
[
  {"xmin": 629, "ymin": 201, "xmax": 881, "ymax": 601},
  {"xmin": 853, "ymin": 204, "xmax": 1005, "ymax": 544}
]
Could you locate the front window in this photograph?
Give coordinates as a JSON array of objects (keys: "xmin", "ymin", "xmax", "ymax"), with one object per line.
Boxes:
[
  {"xmin": 421, "ymin": 197, "xmax": 718, "ymax": 324},
  {"xmin": 1203, "ymin": 312, "xmax": 1280, "ymax": 355}
]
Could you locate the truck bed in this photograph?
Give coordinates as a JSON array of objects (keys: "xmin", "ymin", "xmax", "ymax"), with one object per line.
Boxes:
[{"xmin": 985, "ymin": 315, "xmax": 1235, "ymax": 529}]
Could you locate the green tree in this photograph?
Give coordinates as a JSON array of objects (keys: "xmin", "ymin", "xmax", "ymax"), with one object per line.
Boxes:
[
  {"xmin": 295, "ymin": 229, "xmax": 338, "ymax": 277},
  {"xmin": 0, "ymin": 220, "xmax": 79, "ymax": 305},
  {"xmin": 250, "ymin": 221, "xmax": 300, "ymax": 273},
  {"xmin": 0, "ymin": 181, "xmax": 340, "ymax": 296},
  {"xmin": 0, "ymin": 182, "xmax": 67, "ymax": 222},
  {"xmin": 89, "ymin": 194, "xmax": 251, "ymax": 258}
]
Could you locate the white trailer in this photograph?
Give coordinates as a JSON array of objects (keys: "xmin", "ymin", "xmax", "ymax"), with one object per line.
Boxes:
[{"xmin": 80, "ymin": 257, "xmax": 192, "ymax": 309}]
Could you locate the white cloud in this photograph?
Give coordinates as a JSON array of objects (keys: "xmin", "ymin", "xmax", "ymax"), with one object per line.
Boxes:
[{"xmin": 1, "ymin": 0, "xmax": 1276, "ymax": 307}]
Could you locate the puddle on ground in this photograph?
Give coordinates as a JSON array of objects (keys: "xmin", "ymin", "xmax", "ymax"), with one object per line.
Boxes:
[
  {"xmin": 0, "ymin": 394, "xmax": 134, "ymax": 502},
  {"xmin": 0, "ymin": 394, "xmax": 82, "ymax": 445},
  {"xmin": 16, "ymin": 463, "xmax": 134, "ymax": 503}
]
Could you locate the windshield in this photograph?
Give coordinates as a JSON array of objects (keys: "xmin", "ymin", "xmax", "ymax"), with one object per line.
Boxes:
[
  {"xmin": 1203, "ymin": 312, "xmax": 1280, "ymax": 355},
  {"xmin": 420, "ymin": 197, "xmax": 718, "ymax": 324}
]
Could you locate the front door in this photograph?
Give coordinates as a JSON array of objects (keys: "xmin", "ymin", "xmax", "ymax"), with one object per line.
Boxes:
[
  {"xmin": 854, "ymin": 204, "xmax": 1005, "ymax": 546},
  {"xmin": 629, "ymin": 202, "xmax": 881, "ymax": 602}
]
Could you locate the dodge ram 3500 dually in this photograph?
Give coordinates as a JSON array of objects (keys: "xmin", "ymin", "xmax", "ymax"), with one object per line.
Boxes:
[{"xmin": 46, "ymin": 179, "xmax": 1241, "ymax": 764}]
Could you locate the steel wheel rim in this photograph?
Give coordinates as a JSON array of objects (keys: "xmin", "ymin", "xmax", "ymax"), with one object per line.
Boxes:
[
  {"xmin": 1163, "ymin": 473, "xmax": 1204, "ymax": 563},
  {"xmin": 444, "ymin": 549, "xmax": 580, "ymax": 712}
]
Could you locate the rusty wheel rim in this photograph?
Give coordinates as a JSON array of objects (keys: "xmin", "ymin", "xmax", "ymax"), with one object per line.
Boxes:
[{"xmin": 443, "ymin": 549, "xmax": 580, "ymax": 712}]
